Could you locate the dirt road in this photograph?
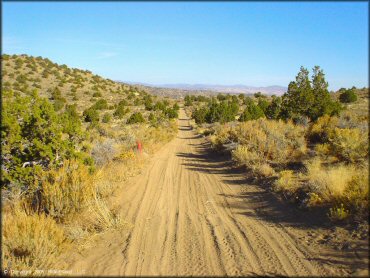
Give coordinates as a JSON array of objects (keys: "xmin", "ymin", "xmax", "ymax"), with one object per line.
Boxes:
[{"xmin": 69, "ymin": 108, "xmax": 361, "ymax": 276}]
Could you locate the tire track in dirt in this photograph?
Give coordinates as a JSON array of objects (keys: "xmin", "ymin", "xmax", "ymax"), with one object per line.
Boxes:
[{"xmin": 69, "ymin": 107, "xmax": 343, "ymax": 276}]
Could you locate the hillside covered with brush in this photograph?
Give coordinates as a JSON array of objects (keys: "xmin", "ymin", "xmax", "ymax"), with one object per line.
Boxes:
[{"xmin": 1, "ymin": 54, "xmax": 179, "ymax": 271}]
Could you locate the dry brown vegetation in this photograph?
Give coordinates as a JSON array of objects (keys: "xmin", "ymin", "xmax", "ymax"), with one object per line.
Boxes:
[{"xmin": 190, "ymin": 88, "xmax": 369, "ymax": 222}]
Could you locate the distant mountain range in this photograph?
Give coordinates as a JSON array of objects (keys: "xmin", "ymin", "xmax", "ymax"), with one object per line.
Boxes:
[{"xmin": 124, "ymin": 82, "xmax": 287, "ymax": 96}]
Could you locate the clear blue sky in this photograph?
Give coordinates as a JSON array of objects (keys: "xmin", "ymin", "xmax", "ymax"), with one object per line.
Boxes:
[{"xmin": 3, "ymin": 1, "xmax": 368, "ymax": 90}]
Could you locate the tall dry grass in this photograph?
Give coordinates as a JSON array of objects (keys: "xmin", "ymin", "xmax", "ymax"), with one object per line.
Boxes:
[
  {"xmin": 304, "ymin": 158, "xmax": 368, "ymax": 219},
  {"xmin": 226, "ymin": 119, "xmax": 306, "ymax": 175},
  {"xmin": 201, "ymin": 112, "xmax": 368, "ymax": 221},
  {"xmin": 2, "ymin": 205, "xmax": 69, "ymax": 272}
]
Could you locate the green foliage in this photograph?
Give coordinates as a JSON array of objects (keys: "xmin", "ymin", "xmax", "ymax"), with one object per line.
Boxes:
[
  {"xmin": 254, "ymin": 92, "xmax": 263, "ymax": 98},
  {"xmin": 280, "ymin": 66, "xmax": 341, "ymax": 121},
  {"xmin": 173, "ymin": 103, "xmax": 180, "ymax": 111},
  {"xmin": 144, "ymin": 96, "xmax": 154, "ymax": 110},
  {"xmin": 61, "ymin": 104, "xmax": 83, "ymax": 142},
  {"xmin": 192, "ymin": 107, "xmax": 208, "ymax": 124},
  {"xmin": 339, "ymin": 88, "xmax": 358, "ymax": 103},
  {"xmin": 49, "ymin": 87, "xmax": 66, "ymax": 111},
  {"xmin": 328, "ymin": 204, "xmax": 349, "ymax": 221},
  {"xmin": 195, "ymin": 95, "xmax": 208, "ymax": 102},
  {"xmin": 113, "ymin": 101, "xmax": 129, "ymax": 119},
  {"xmin": 83, "ymin": 107, "xmax": 99, "ymax": 123},
  {"xmin": 153, "ymin": 101, "xmax": 167, "ymax": 112},
  {"xmin": 184, "ymin": 95, "xmax": 192, "ymax": 106},
  {"xmin": 257, "ymin": 98, "xmax": 269, "ymax": 113},
  {"xmin": 53, "ymin": 99, "xmax": 65, "ymax": 111},
  {"xmin": 243, "ymin": 96, "xmax": 253, "ymax": 105},
  {"xmin": 102, "ymin": 113, "xmax": 112, "ymax": 123},
  {"xmin": 1, "ymin": 91, "xmax": 80, "ymax": 187},
  {"xmin": 92, "ymin": 91, "xmax": 102, "ymax": 97},
  {"xmin": 265, "ymin": 96, "xmax": 282, "ymax": 119},
  {"xmin": 165, "ymin": 107, "xmax": 179, "ymax": 119},
  {"xmin": 206, "ymin": 100, "xmax": 239, "ymax": 123},
  {"xmin": 192, "ymin": 100, "xmax": 239, "ymax": 124},
  {"xmin": 127, "ymin": 112, "xmax": 145, "ymax": 124},
  {"xmin": 239, "ymin": 101, "xmax": 264, "ymax": 121},
  {"xmin": 217, "ymin": 94, "xmax": 227, "ymax": 101},
  {"xmin": 133, "ymin": 97, "xmax": 141, "ymax": 106},
  {"xmin": 92, "ymin": 99, "xmax": 108, "ymax": 110}
]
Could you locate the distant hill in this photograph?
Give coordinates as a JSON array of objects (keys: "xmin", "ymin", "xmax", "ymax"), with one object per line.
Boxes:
[
  {"xmin": 1, "ymin": 54, "xmax": 155, "ymax": 114},
  {"xmin": 125, "ymin": 82, "xmax": 287, "ymax": 96}
]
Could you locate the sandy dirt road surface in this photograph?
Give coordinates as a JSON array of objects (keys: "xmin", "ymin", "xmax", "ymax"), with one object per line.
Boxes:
[{"xmin": 69, "ymin": 108, "xmax": 366, "ymax": 276}]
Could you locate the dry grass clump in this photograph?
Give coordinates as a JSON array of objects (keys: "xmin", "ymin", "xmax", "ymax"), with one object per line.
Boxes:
[
  {"xmin": 134, "ymin": 120, "xmax": 178, "ymax": 153},
  {"xmin": 329, "ymin": 127, "xmax": 368, "ymax": 162},
  {"xmin": 228, "ymin": 119, "xmax": 306, "ymax": 176},
  {"xmin": 2, "ymin": 208, "xmax": 69, "ymax": 272},
  {"xmin": 274, "ymin": 170, "xmax": 300, "ymax": 194},
  {"xmin": 304, "ymin": 159, "xmax": 368, "ymax": 218},
  {"xmin": 309, "ymin": 115, "xmax": 338, "ymax": 142},
  {"xmin": 85, "ymin": 194, "xmax": 126, "ymax": 232},
  {"xmin": 233, "ymin": 119, "xmax": 307, "ymax": 164},
  {"xmin": 309, "ymin": 115, "xmax": 368, "ymax": 162},
  {"xmin": 207, "ymin": 112, "xmax": 368, "ymax": 222},
  {"xmin": 305, "ymin": 159, "xmax": 357, "ymax": 201},
  {"xmin": 37, "ymin": 160, "xmax": 94, "ymax": 220},
  {"xmin": 2, "ymin": 159, "xmax": 135, "ymax": 273}
]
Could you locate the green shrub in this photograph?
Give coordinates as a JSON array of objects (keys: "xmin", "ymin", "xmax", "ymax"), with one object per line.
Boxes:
[
  {"xmin": 192, "ymin": 107, "xmax": 208, "ymax": 124},
  {"xmin": 113, "ymin": 105, "xmax": 129, "ymax": 119},
  {"xmin": 184, "ymin": 95, "xmax": 192, "ymax": 106},
  {"xmin": 1, "ymin": 91, "xmax": 77, "ymax": 187},
  {"xmin": 339, "ymin": 88, "xmax": 358, "ymax": 103},
  {"xmin": 257, "ymin": 98, "xmax": 269, "ymax": 113},
  {"xmin": 102, "ymin": 113, "xmax": 112, "ymax": 123},
  {"xmin": 205, "ymin": 100, "xmax": 239, "ymax": 123},
  {"xmin": 62, "ymin": 104, "xmax": 83, "ymax": 142},
  {"xmin": 239, "ymin": 102, "xmax": 264, "ymax": 121},
  {"xmin": 53, "ymin": 99, "xmax": 65, "ymax": 111},
  {"xmin": 83, "ymin": 107, "xmax": 99, "ymax": 123},
  {"xmin": 127, "ymin": 112, "xmax": 145, "ymax": 124},
  {"xmin": 265, "ymin": 97, "xmax": 282, "ymax": 119},
  {"xmin": 144, "ymin": 97, "xmax": 153, "ymax": 111},
  {"xmin": 92, "ymin": 91, "xmax": 102, "ymax": 97},
  {"xmin": 93, "ymin": 99, "xmax": 108, "ymax": 110},
  {"xmin": 165, "ymin": 107, "xmax": 179, "ymax": 119}
]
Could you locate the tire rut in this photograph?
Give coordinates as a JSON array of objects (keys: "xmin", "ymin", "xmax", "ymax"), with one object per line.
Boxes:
[{"xmin": 69, "ymin": 108, "xmax": 342, "ymax": 276}]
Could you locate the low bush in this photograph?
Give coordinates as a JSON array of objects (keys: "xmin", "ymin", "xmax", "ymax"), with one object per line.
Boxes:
[
  {"xmin": 93, "ymin": 99, "xmax": 108, "ymax": 110},
  {"xmin": 102, "ymin": 113, "xmax": 112, "ymax": 123},
  {"xmin": 37, "ymin": 160, "xmax": 94, "ymax": 220},
  {"xmin": 113, "ymin": 105, "xmax": 129, "ymax": 119},
  {"xmin": 329, "ymin": 127, "xmax": 368, "ymax": 162},
  {"xmin": 92, "ymin": 91, "xmax": 102, "ymax": 97},
  {"xmin": 304, "ymin": 159, "xmax": 368, "ymax": 217},
  {"xmin": 273, "ymin": 170, "xmax": 299, "ymax": 194},
  {"xmin": 127, "ymin": 112, "xmax": 145, "ymax": 124},
  {"xmin": 239, "ymin": 102, "xmax": 264, "ymax": 121},
  {"xmin": 2, "ymin": 209, "xmax": 68, "ymax": 271},
  {"xmin": 339, "ymin": 88, "xmax": 358, "ymax": 103},
  {"xmin": 91, "ymin": 139, "xmax": 117, "ymax": 166},
  {"xmin": 83, "ymin": 107, "xmax": 99, "ymax": 123},
  {"xmin": 229, "ymin": 119, "xmax": 307, "ymax": 165}
]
